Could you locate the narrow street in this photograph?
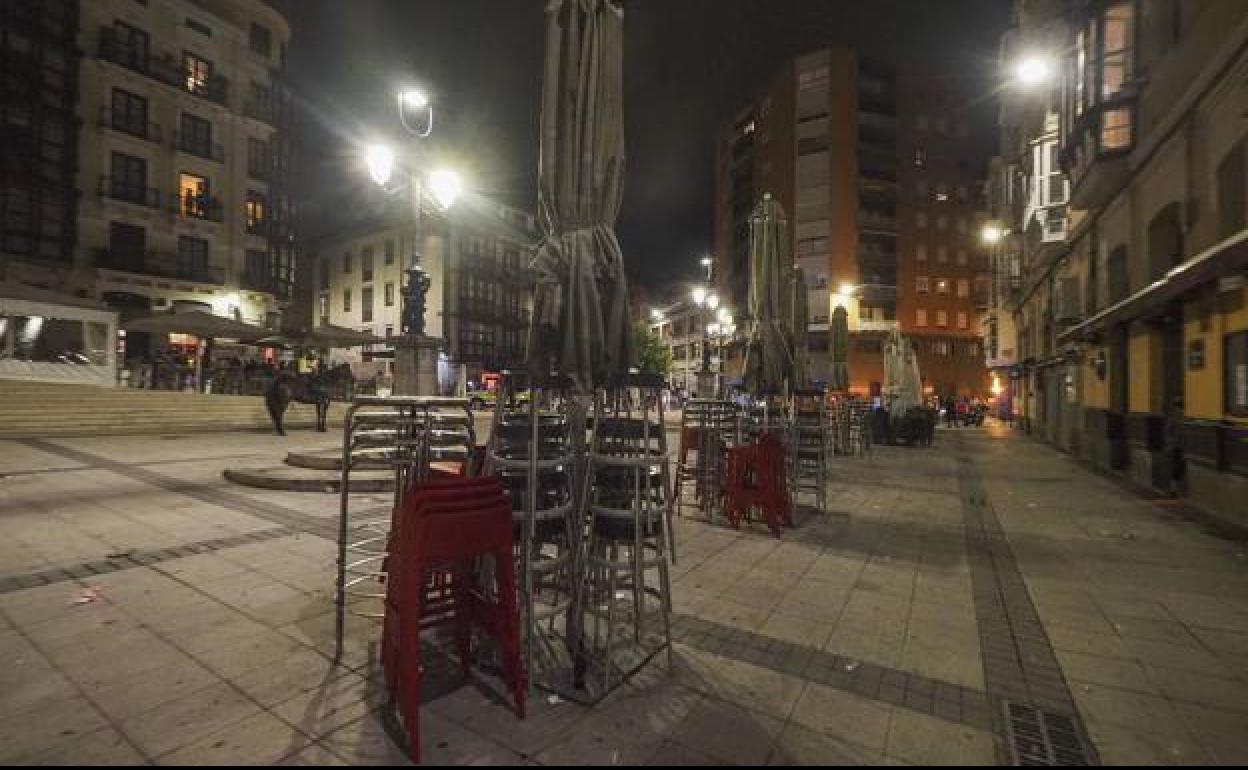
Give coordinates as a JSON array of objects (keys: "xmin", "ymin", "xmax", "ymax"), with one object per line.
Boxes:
[{"xmin": 2, "ymin": 424, "xmax": 1245, "ymax": 764}]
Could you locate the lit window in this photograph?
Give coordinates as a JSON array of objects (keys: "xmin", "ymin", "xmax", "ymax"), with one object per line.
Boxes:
[
  {"xmin": 936, "ymin": 310, "xmax": 948, "ymax": 327},
  {"xmin": 1101, "ymin": 3, "xmax": 1134, "ymax": 99},
  {"xmin": 916, "ymin": 308, "xmax": 927, "ymax": 326},
  {"xmin": 937, "ymin": 279, "xmax": 949, "ymax": 294},
  {"xmin": 1101, "ymin": 107, "xmax": 1132, "ymax": 150},
  {"xmin": 957, "ymin": 312, "xmax": 969, "ymax": 329},
  {"xmin": 183, "ymin": 53, "xmax": 211, "ymax": 95}
]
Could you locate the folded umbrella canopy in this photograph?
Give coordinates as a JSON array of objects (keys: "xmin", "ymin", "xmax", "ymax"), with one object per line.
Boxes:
[
  {"xmin": 829, "ymin": 305, "xmax": 850, "ymax": 392},
  {"xmin": 122, "ymin": 310, "xmax": 268, "ymax": 341},
  {"xmin": 527, "ymin": 0, "xmax": 633, "ymax": 392},
  {"xmin": 743, "ymin": 194, "xmax": 797, "ymax": 396},
  {"xmin": 256, "ymin": 324, "xmax": 385, "ymax": 349}
]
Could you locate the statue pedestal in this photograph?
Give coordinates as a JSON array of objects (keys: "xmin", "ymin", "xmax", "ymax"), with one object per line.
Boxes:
[{"xmin": 393, "ymin": 334, "xmax": 440, "ymax": 396}]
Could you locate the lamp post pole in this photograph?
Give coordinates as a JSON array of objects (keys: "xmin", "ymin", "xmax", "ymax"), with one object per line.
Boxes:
[{"xmin": 365, "ymin": 88, "xmax": 462, "ymax": 396}]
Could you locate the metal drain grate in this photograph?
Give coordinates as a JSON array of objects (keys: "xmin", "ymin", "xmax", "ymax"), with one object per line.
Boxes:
[{"xmin": 1003, "ymin": 701, "xmax": 1095, "ymax": 766}]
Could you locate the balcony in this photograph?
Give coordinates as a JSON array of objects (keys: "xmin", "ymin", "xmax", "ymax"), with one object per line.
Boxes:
[
  {"xmin": 170, "ymin": 192, "xmax": 224, "ymax": 223},
  {"xmin": 97, "ymin": 28, "xmax": 229, "ymax": 107},
  {"xmin": 94, "ymin": 248, "xmax": 225, "ymax": 285},
  {"xmin": 243, "ymin": 98, "xmax": 280, "ymax": 126},
  {"xmin": 172, "ymin": 132, "xmax": 224, "ymax": 163},
  {"xmin": 98, "ymin": 176, "xmax": 161, "ymax": 208},
  {"xmin": 97, "ymin": 107, "xmax": 161, "ymax": 143},
  {"xmin": 1064, "ymin": 107, "xmax": 1132, "ymax": 210}
]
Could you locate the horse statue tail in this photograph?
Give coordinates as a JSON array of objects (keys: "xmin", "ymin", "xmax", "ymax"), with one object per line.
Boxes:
[{"xmin": 265, "ymin": 372, "xmax": 293, "ymax": 436}]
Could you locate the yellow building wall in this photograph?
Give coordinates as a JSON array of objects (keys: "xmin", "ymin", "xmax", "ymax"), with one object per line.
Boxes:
[
  {"xmin": 1128, "ymin": 324, "xmax": 1160, "ymax": 414},
  {"xmin": 1183, "ymin": 286, "xmax": 1248, "ymax": 422},
  {"xmin": 1083, "ymin": 344, "xmax": 1110, "ymax": 409}
]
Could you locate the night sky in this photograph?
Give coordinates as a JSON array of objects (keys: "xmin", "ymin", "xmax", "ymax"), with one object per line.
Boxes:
[{"xmin": 287, "ymin": 0, "xmax": 1010, "ymax": 291}]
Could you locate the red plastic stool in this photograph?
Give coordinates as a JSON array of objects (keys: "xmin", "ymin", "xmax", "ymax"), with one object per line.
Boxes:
[{"xmin": 382, "ymin": 478, "xmax": 525, "ymax": 763}]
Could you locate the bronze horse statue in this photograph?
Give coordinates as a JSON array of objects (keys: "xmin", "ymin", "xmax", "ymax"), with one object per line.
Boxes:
[{"xmin": 265, "ymin": 370, "xmax": 330, "ymax": 435}]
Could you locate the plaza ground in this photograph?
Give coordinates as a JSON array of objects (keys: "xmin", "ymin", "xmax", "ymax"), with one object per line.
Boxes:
[{"xmin": 1, "ymin": 422, "xmax": 1247, "ymax": 765}]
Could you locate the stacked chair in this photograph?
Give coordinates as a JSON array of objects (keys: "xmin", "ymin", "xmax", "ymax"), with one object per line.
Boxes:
[
  {"xmin": 381, "ymin": 476, "xmax": 526, "ymax": 764},
  {"xmin": 674, "ymin": 398, "xmax": 738, "ymax": 520},
  {"xmin": 573, "ymin": 373, "xmax": 675, "ymax": 698},
  {"xmin": 334, "ymin": 395, "xmax": 476, "ymax": 659},
  {"xmin": 721, "ymin": 432, "xmax": 790, "ymax": 535},
  {"xmin": 483, "ymin": 371, "xmax": 580, "ymax": 691},
  {"xmin": 789, "ymin": 388, "xmax": 829, "ymax": 513}
]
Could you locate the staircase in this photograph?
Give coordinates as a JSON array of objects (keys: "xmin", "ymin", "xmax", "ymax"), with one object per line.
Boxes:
[{"xmin": 0, "ymin": 379, "xmax": 349, "ymax": 439}]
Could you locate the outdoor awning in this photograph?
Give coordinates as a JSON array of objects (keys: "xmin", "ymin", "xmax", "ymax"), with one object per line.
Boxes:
[
  {"xmin": 257, "ymin": 324, "xmax": 386, "ymax": 348},
  {"xmin": 122, "ymin": 310, "xmax": 269, "ymax": 341},
  {"xmin": 1060, "ymin": 228, "xmax": 1248, "ymax": 342}
]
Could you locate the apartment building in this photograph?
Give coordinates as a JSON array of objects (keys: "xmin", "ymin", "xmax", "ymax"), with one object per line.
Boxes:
[
  {"xmin": 3, "ymin": 0, "xmax": 295, "ymax": 362},
  {"xmin": 996, "ymin": 0, "xmax": 1248, "ymax": 524},
  {"xmin": 713, "ymin": 47, "xmax": 990, "ymax": 397},
  {"xmin": 314, "ymin": 201, "xmax": 536, "ymax": 385}
]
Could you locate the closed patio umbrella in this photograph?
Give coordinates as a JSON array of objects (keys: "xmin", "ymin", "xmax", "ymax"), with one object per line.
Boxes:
[
  {"xmin": 526, "ymin": 0, "xmax": 633, "ymax": 392},
  {"xmin": 790, "ymin": 267, "xmax": 810, "ymax": 388},
  {"xmin": 743, "ymin": 193, "xmax": 796, "ymax": 396},
  {"xmin": 829, "ymin": 305, "xmax": 850, "ymax": 392}
]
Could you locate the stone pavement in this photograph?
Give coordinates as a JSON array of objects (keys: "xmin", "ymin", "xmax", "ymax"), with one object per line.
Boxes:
[{"xmin": 1, "ymin": 422, "xmax": 1246, "ymax": 765}]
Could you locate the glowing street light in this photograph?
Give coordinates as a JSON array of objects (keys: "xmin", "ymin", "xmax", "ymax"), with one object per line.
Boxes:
[
  {"xmin": 838, "ymin": 283, "xmax": 856, "ymax": 298},
  {"xmin": 1014, "ymin": 55, "xmax": 1054, "ymax": 87},
  {"xmin": 399, "ymin": 88, "xmax": 429, "ymax": 110},
  {"xmin": 691, "ymin": 286, "xmax": 708, "ymax": 306},
  {"xmin": 981, "ymin": 223, "xmax": 1006, "ymax": 244},
  {"xmin": 427, "ymin": 168, "xmax": 462, "ymax": 209},
  {"xmin": 365, "ymin": 144, "xmax": 395, "ymax": 187},
  {"xmin": 706, "ymin": 293, "xmax": 720, "ymax": 311},
  {"xmin": 651, "ymin": 307, "xmax": 664, "ymax": 322}
]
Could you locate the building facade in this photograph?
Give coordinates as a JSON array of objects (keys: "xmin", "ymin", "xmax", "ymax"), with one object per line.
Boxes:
[
  {"xmin": 713, "ymin": 47, "xmax": 991, "ymax": 398},
  {"xmin": 313, "ymin": 200, "xmax": 536, "ymax": 386},
  {"xmin": 2, "ymin": 0, "xmax": 294, "ymax": 362},
  {"xmin": 1, "ymin": 0, "xmax": 81, "ymax": 284},
  {"xmin": 996, "ymin": 0, "xmax": 1248, "ymax": 525}
]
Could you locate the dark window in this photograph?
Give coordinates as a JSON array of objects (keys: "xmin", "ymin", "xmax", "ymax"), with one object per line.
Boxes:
[
  {"xmin": 319, "ymin": 259, "xmax": 329, "ymax": 290},
  {"xmin": 247, "ymin": 138, "xmax": 269, "ymax": 178},
  {"xmin": 343, "ymin": 288, "xmax": 351, "ymax": 313},
  {"xmin": 110, "ymin": 88, "xmax": 148, "ymax": 137},
  {"xmin": 179, "ymin": 113, "xmax": 212, "ymax": 157},
  {"xmin": 176, "ymin": 235, "xmax": 208, "ymax": 276},
  {"xmin": 107, "ymin": 222, "xmax": 145, "ymax": 270},
  {"xmin": 1217, "ymin": 141, "xmax": 1246, "ymax": 239},
  {"xmin": 109, "ymin": 152, "xmax": 147, "ymax": 202},
  {"xmin": 384, "ymin": 282, "xmax": 395, "ymax": 307},
  {"xmin": 362, "ymin": 246, "xmax": 374, "ymax": 282},
  {"xmin": 362, "ymin": 287, "xmax": 374, "ymax": 322},
  {"xmin": 112, "ymin": 21, "xmax": 149, "ymax": 70},
  {"xmin": 1108, "ymin": 245, "xmax": 1129, "ymax": 303},
  {"xmin": 1226, "ymin": 330, "xmax": 1248, "ymax": 417},
  {"xmin": 248, "ymin": 23, "xmax": 271, "ymax": 56},
  {"xmin": 342, "ymin": 251, "xmax": 351, "ymax": 274}
]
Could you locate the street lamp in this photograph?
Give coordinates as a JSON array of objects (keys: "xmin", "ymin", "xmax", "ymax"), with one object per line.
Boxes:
[
  {"xmin": 690, "ymin": 285, "xmax": 719, "ymax": 376},
  {"xmin": 1013, "ymin": 54, "xmax": 1054, "ymax": 87},
  {"xmin": 365, "ymin": 144, "xmax": 396, "ymax": 187},
  {"xmin": 397, "ymin": 87, "xmax": 433, "ymax": 137}
]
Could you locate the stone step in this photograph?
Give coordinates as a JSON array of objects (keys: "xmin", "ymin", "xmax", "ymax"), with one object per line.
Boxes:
[
  {"xmin": 284, "ymin": 449, "xmax": 390, "ymax": 471},
  {"xmin": 222, "ymin": 465, "xmax": 394, "ymax": 493}
]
